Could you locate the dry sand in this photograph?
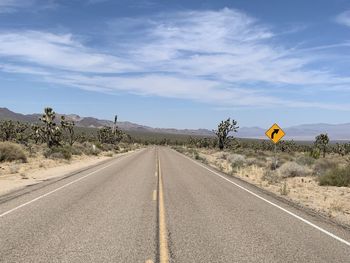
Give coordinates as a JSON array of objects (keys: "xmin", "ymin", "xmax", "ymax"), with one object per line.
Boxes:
[
  {"xmin": 0, "ymin": 152, "xmax": 125, "ymax": 197},
  {"xmin": 195, "ymin": 149, "xmax": 350, "ymax": 227}
]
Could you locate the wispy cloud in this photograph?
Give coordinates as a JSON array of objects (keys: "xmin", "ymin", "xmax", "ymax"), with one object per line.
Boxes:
[
  {"xmin": 335, "ymin": 10, "xmax": 350, "ymax": 27},
  {"xmin": 1, "ymin": 8, "xmax": 350, "ymax": 110},
  {"xmin": 0, "ymin": 31, "xmax": 137, "ymax": 72},
  {"xmin": 0, "ymin": 0, "xmax": 56, "ymax": 13}
]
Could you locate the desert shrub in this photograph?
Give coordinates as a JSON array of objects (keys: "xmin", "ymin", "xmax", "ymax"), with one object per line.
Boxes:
[
  {"xmin": 280, "ymin": 181, "xmax": 289, "ymax": 195},
  {"xmin": 309, "ymin": 148, "xmax": 321, "ymax": 159},
  {"xmin": 172, "ymin": 146, "xmax": 185, "ymax": 153},
  {"xmin": 228, "ymin": 154, "xmax": 245, "ymax": 168},
  {"xmin": 262, "ymin": 170, "xmax": 281, "ymax": 184},
  {"xmin": 196, "ymin": 155, "xmax": 208, "ymax": 164},
  {"xmin": 70, "ymin": 144, "xmax": 85, "ymax": 155},
  {"xmin": 97, "ymin": 143, "xmax": 117, "ymax": 152},
  {"xmin": 280, "ymin": 153, "xmax": 294, "ymax": 163},
  {"xmin": 44, "ymin": 146, "xmax": 72, "ymax": 160},
  {"xmin": 296, "ymin": 155, "xmax": 315, "ymax": 166},
  {"xmin": 80, "ymin": 142, "xmax": 100, "ymax": 156},
  {"xmin": 71, "ymin": 147, "xmax": 83, "ymax": 155},
  {"xmin": 313, "ymin": 159, "xmax": 337, "ymax": 176},
  {"xmin": 269, "ymin": 157, "xmax": 284, "ymax": 170},
  {"xmin": 194, "ymin": 152, "xmax": 200, "ymax": 159},
  {"xmin": 0, "ymin": 142, "xmax": 27, "ymax": 163},
  {"xmin": 246, "ymin": 157, "xmax": 267, "ymax": 167},
  {"xmin": 187, "ymin": 148, "xmax": 199, "ymax": 159},
  {"xmin": 219, "ymin": 152, "xmax": 228, "ymax": 160},
  {"xmin": 278, "ymin": 161, "xmax": 309, "ymax": 178},
  {"xmin": 319, "ymin": 166, "xmax": 350, "ymax": 187}
]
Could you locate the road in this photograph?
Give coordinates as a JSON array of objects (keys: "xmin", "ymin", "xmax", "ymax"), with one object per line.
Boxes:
[{"xmin": 0, "ymin": 147, "xmax": 349, "ymax": 262}]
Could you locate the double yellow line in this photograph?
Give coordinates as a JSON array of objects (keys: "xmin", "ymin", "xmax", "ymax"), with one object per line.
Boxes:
[
  {"xmin": 157, "ymin": 150, "xmax": 170, "ymax": 263},
  {"xmin": 148, "ymin": 149, "xmax": 170, "ymax": 263}
]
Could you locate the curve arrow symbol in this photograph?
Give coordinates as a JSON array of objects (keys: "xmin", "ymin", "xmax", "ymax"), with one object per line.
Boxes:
[{"xmin": 271, "ymin": 129, "xmax": 279, "ymax": 139}]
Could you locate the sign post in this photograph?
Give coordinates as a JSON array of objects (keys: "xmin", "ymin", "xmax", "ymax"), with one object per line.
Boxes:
[{"xmin": 265, "ymin": 123, "xmax": 285, "ymax": 169}]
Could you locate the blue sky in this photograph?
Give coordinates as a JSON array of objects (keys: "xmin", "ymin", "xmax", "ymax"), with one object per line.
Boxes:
[{"xmin": 1, "ymin": 0, "xmax": 350, "ymax": 129}]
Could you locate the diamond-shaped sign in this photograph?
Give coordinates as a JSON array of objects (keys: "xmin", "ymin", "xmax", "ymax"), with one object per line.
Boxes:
[{"xmin": 265, "ymin": 123, "xmax": 285, "ymax": 144}]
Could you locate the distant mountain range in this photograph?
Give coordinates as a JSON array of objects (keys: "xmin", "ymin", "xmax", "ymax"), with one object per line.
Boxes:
[
  {"xmin": 1, "ymin": 107, "xmax": 350, "ymax": 140},
  {"xmin": 0, "ymin": 107, "xmax": 214, "ymax": 136}
]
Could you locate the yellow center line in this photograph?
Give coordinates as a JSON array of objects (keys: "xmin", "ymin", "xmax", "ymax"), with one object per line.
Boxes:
[{"xmin": 158, "ymin": 156, "xmax": 170, "ymax": 263}]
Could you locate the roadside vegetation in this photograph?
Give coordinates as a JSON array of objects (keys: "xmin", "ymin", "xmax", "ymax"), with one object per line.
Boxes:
[
  {"xmin": 1, "ymin": 111, "xmax": 350, "ymax": 226},
  {"xmin": 172, "ymin": 118, "xmax": 350, "ymax": 227},
  {"xmin": 0, "ymin": 107, "xmax": 140, "ymax": 180}
]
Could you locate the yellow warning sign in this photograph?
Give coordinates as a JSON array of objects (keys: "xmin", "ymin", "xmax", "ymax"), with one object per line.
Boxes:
[{"xmin": 265, "ymin": 123, "xmax": 285, "ymax": 144}]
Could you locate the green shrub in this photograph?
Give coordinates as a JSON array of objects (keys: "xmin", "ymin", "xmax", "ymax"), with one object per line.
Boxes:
[
  {"xmin": 44, "ymin": 146, "xmax": 72, "ymax": 160},
  {"xmin": 309, "ymin": 148, "xmax": 321, "ymax": 159},
  {"xmin": 194, "ymin": 152, "xmax": 200, "ymax": 160},
  {"xmin": 0, "ymin": 142, "xmax": 27, "ymax": 163},
  {"xmin": 319, "ymin": 166, "xmax": 350, "ymax": 187}
]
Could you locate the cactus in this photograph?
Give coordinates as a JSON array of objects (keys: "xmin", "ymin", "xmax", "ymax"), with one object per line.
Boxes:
[
  {"xmin": 60, "ymin": 116, "xmax": 76, "ymax": 146},
  {"xmin": 14, "ymin": 122, "xmax": 30, "ymax": 144},
  {"xmin": 97, "ymin": 125, "xmax": 124, "ymax": 144},
  {"xmin": 0, "ymin": 120, "xmax": 16, "ymax": 141},
  {"xmin": 213, "ymin": 118, "xmax": 239, "ymax": 150},
  {"xmin": 314, "ymin": 133, "xmax": 329, "ymax": 158},
  {"xmin": 0, "ymin": 120, "xmax": 30, "ymax": 144},
  {"xmin": 39, "ymin": 107, "xmax": 62, "ymax": 148}
]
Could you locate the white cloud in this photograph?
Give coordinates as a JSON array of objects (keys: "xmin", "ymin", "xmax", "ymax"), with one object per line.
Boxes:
[
  {"xmin": 0, "ymin": 31, "xmax": 137, "ymax": 73},
  {"xmin": 336, "ymin": 10, "xmax": 350, "ymax": 27},
  {"xmin": 0, "ymin": 0, "xmax": 32, "ymax": 12},
  {"xmin": 1, "ymin": 8, "xmax": 350, "ymax": 110},
  {"xmin": 0, "ymin": 0, "xmax": 56, "ymax": 13}
]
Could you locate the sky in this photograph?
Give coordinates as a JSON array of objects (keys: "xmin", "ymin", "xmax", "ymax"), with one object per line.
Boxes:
[{"xmin": 1, "ymin": 0, "xmax": 350, "ymax": 129}]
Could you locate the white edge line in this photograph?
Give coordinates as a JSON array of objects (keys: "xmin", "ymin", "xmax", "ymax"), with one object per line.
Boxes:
[
  {"xmin": 173, "ymin": 149, "xmax": 350, "ymax": 247},
  {"xmin": 0, "ymin": 150, "xmax": 142, "ymax": 218}
]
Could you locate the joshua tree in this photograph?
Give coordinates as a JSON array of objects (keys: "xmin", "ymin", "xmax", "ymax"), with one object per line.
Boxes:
[
  {"xmin": 97, "ymin": 126, "xmax": 123, "ymax": 144},
  {"xmin": 39, "ymin": 107, "xmax": 62, "ymax": 148},
  {"xmin": 0, "ymin": 120, "xmax": 16, "ymax": 141},
  {"xmin": 14, "ymin": 122, "xmax": 30, "ymax": 144},
  {"xmin": 335, "ymin": 143, "xmax": 346, "ymax": 156},
  {"xmin": 31, "ymin": 124, "xmax": 41, "ymax": 144},
  {"xmin": 314, "ymin": 133, "xmax": 329, "ymax": 158},
  {"xmin": 213, "ymin": 118, "xmax": 239, "ymax": 150},
  {"xmin": 61, "ymin": 116, "xmax": 76, "ymax": 146}
]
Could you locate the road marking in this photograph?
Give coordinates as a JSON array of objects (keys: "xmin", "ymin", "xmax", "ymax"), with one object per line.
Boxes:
[
  {"xmin": 158, "ymin": 157, "xmax": 170, "ymax": 263},
  {"xmin": 153, "ymin": 190, "xmax": 157, "ymax": 201},
  {"xmin": 0, "ymin": 150, "xmax": 141, "ymax": 218},
  {"xmin": 145, "ymin": 260, "xmax": 154, "ymax": 263},
  {"xmin": 155, "ymin": 171, "xmax": 158, "ymax": 177},
  {"xmin": 175, "ymin": 150, "xmax": 350, "ymax": 247}
]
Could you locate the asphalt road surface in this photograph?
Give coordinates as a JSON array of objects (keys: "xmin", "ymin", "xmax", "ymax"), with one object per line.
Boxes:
[{"xmin": 0, "ymin": 147, "xmax": 349, "ymax": 262}]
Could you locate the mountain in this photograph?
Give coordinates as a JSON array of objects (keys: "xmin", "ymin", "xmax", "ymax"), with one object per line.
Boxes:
[
  {"xmin": 1, "ymin": 107, "xmax": 350, "ymax": 140},
  {"xmin": 0, "ymin": 107, "xmax": 214, "ymax": 136}
]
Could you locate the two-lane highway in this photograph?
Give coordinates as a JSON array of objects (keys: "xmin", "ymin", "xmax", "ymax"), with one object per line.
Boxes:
[
  {"xmin": 0, "ymin": 146, "xmax": 349, "ymax": 262},
  {"xmin": 0, "ymin": 148, "xmax": 158, "ymax": 262}
]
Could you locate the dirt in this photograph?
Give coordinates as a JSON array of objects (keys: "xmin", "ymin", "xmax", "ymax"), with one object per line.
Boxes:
[
  {"xmin": 193, "ymin": 148, "xmax": 350, "ymax": 227},
  {"xmin": 0, "ymin": 152, "xmax": 126, "ymax": 196}
]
